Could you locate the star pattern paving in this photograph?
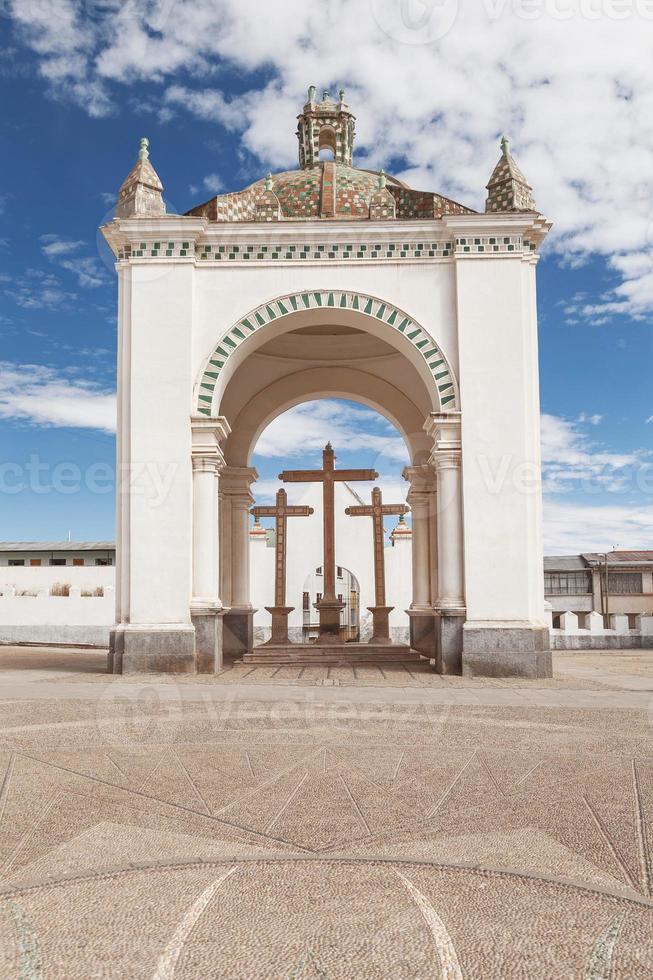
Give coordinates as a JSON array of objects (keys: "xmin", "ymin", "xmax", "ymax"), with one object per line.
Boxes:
[{"xmin": 0, "ymin": 649, "xmax": 652, "ymax": 978}]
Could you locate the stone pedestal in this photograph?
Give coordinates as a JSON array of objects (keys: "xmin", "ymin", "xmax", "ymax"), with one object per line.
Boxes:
[
  {"xmin": 262, "ymin": 606, "xmax": 295, "ymax": 646},
  {"xmin": 462, "ymin": 623, "xmax": 552, "ymax": 678},
  {"xmin": 223, "ymin": 609, "xmax": 255, "ymax": 658},
  {"xmin": 367, "ymin": 605, "xmax": 394, "ymax": 644},
  {"xmin": 191, "ymin": 606, "xmax": 225, "ymax": 673},
  {"xmin": 111, "ymin": 624, "xmax": 196, "ymax": 674},
  {"xmin": 314, "ymin": 598, "xmax": 345, "ymax": 644},
  {"xmin": 407, "ymin": 609, "xmax": 437, "ymax": 660},
  {"xmin": 435, "ymin": 609, "xmax": 464, "ymax": 674}
]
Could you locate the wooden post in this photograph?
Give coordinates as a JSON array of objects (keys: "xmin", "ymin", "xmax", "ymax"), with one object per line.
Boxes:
[
  {"xmin": 279, "ymin": 444, "xmax": 377, "ymax": 644},
  {"xmin": 345, "ymin": 486, "xmax": 409, "ymax": 643},
  {"xmin": 251, "ymin": 489, "xmax": 313, "ymax": 645}
]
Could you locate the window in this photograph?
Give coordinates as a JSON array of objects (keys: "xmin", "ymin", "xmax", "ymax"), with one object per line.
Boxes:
[
  {"xmin": 627, "ymin": 613, "xmax": 638, "ymax": 629},
  {"xmin": 337, "ymin": 566, "xmax": 343, "ymax": 578},
  {"xmin": 8, "ymin": 559, "xmax": 24, "ymax": 566},
  {"xmin": 337, "ymin": 594, "xmax": 343, "ymax": 603},
  {"xmin": 30, "ymin": 559, "xmax": 41, "ymax": 566},
  {"xmin": 316, "ymin": 593, "xmax": 322, "ymax": 603},
  {"xmin": 49, "ymin": 558, "xmax": 66, "ymax": 566},
  {"xmin": 95, "ymin": 558, "xmax": 110, "ymax": 566},
  {"xmin": 302, "ymin": 592, "xmax": 309, "ymax": 610},
  {"xmin": 73, "ymin": 558, "xmax": 84, "ymax": 566},
  {"xmin": 544, "ymin": 571, "xmax": 592, "ymax": 595},
  {"xmin": 607, "ymin": 572, "xmax": 642, "ymax": 594}
]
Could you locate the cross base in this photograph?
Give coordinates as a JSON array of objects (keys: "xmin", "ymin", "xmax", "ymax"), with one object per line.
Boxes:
[
  {"xmin": 262, "ymin": 606, "xmax": 295, "ymax": 646},
  {"xmin": 313, "ymin": 598, "xmax": 345, "ymax": 645},
  {"xmin": 367, "ymin": 605, "xmax": 395, "ymax": 644}
]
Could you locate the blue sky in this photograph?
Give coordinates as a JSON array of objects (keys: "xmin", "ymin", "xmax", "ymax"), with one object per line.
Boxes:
[{"xmin": 0, "ymin": 2, "xmax": 651, "ymax": 552}]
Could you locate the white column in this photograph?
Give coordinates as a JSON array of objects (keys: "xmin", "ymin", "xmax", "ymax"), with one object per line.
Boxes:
[
  {"xmin": 191, "ymin": 457, "xmax": 220, "ymax": 605},
  {"xmin": 403, "ymin": 464, "xmax": 435, "ymax": 611},
  {"xmin": 434, "ymin": 453, "xmax": 465, "ymax": 610},
  {"xmin": 231, "ymin": 495, "xmax": 252, "ymax": 608},
  {"xmin": 191, "ymin": 416, "xmax": 230, "ymax": 610},
  {"xmin": 220, "ymin": 466, "xmax": 258, "ymax": 611},
  {"xmin": 425, "ymin": 413, "xmax": 465, "ymax": 612}
]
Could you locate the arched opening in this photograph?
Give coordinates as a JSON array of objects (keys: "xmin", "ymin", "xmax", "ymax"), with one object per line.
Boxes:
[
  {"xmin": 248, "ymin": 398, "xmax": 413, "ymax": 648},
  {"xmin": 318, "ymin": 127, "xmax": 336, "ymax": 161},
  {"xmin": 302, "ymin": 565, "xmax": 360, "ymax": 642}
]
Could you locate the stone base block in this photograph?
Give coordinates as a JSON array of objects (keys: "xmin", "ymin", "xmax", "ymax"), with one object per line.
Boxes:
[
  {"xmin": 191, "ymin": 608, "xmax": 224, "ymax": 673},
  {"xmin": 223, "ymin": 610, "xmax": 254, "ymax": 658},
  {"xmin": 435, "ymin": 610, "xmax": 464, "ymax": 675},
  {"xmin": 114, "ymin": 625, "xmax": 196, "ymax": 674},
  {"xmin": 463, "ymin": 623, "xmax": 552, "ymax": 678},
  {"xmin": 408, "ymin": 610, "xmax": 437, "ymax": 660},
  {"xmin": 407, "ymin": 609, "xmax": 464, "ymax": 675}
]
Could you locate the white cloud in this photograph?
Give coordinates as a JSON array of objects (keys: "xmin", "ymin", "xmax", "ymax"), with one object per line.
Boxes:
[
  {"xmin": 253, "ymin": 400, "xmax": 409, "ymax": 465},
  {"xmin": 543, "ymin": 499, "xmax": 653, "ymax": 554},
  {"xmin": 540, "ymin": 412, "xmax": 646, "ymax": 493},
  {"xmin": 39, "ymin": 235, "xmax": 106, "ymax": 287},
  {"xmin": 202, "ymin": 173, "xmax": 224, "ymax": 194},
  {"xmin": 40, "ymin": 234, "xmax": 84, "ymax": 258},
  {"xmin": 0, "ymin": 362, "xmax": 116, "ymax": 432},
  {"xmin": 9, "ymin": 3, "xmax": 653, "ymax": 318},
  {"xmin": 4, "ymin": 270, "xmax": 76, "ymax": 310}
]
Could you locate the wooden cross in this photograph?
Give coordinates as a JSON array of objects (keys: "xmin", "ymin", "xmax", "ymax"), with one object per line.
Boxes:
[
  {"xmin": 279, "ymin": 443, "xmax": 377, "ymax": 642},
  {"xmin": 345, "ymin": 487, "xmax": 409, "ymax": 607},
  {"xmin": 251, "ymin": 489, "xmax": 313, "ymax": 608}
]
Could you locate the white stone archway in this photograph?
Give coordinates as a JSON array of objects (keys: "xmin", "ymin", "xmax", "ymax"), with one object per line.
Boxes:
[{"xmin": 190, "ymin": 292, "xmax": 465, "ymax": 669}]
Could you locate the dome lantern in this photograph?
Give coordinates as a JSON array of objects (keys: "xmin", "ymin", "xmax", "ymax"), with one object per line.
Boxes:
[{"xmin": 296, "ymin": 85, "xmax": 356, "ymax": 169}]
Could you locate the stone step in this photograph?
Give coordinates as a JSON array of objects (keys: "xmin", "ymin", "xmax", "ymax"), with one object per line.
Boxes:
[{"xmin": 242, "ymin": 643, "xmax": 423, "ymax": 666}]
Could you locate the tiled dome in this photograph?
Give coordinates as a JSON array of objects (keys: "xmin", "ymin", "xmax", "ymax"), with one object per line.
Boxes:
[
  {"xmin": 186, "ymin": 86, "xmax": 474, "ymax": 223},
  {"xmin": 187, "ymin": 163, "xmax": 473, "ymax": 223}
]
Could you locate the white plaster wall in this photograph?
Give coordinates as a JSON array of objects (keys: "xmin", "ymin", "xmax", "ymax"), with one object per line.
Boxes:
[
  {"xmin": 120, "ymin": 263, "xmax": 195, "ymax": 626},
  {"xmin": 192, "ymin": 258, "xmax": 459, "ymax": 407},
  {"xmin": 0, "ymin": 593, "xmax": 113, "ymax": 626},
  {"xmin": 0, "ymin": 566, "xmax": 115, "ymax": 592},
  {"xmin": 455, "ymin": 255, "xmax": 545, "ymax": 626}
]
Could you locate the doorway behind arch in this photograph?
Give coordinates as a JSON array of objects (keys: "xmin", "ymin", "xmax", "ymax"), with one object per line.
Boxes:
[
  {"xmin": 302, "ymin": 565, "xmax": 360, "ymax": 643},
  {"xmin": 248, "ymin": 398, "xmax": 414, "ymax": 652}
]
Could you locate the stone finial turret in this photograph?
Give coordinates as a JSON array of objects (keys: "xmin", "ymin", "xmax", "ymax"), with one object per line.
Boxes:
[
  {"xmin": 369, "ymin": 169, "xmax": 396, "ymax": 220},
  {"xmin": 116, "ymin": 137, "xmax": 166, "ymax": 218},
  {"xmin": 485, "ymin": 136, "xmax": 536, "ymax": 213},
  {"xmin": 255, "ymin": 173, "xmax": 281, "ymax": 222},
  {"xmin": 296, "ymin": 86, "xmax": 356, "ymax": 168}
]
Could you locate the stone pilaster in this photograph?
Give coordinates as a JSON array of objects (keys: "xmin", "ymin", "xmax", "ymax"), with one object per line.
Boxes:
[
  {"xmin": 220, "ymin": 465, "xmax": 258, "ymax": 657},
  {"xmin": 190, "ymin": 416, "xmax": 230, "ymax": 673}
]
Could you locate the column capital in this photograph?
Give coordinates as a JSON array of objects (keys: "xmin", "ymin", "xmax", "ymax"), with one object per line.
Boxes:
[
  {"xmin": 191, "ymin": 415, "xmax": 230, "ymax": 469},
  {"xmin": 432, "ymin": 451, "xmax": 461, "ymax": 472},
  {"xmin": 424, "ymin": 411, "xmax": 461, "ymax": 451},
  {"xmin": 402, "ymin": 463, "xmax": 436, "ymax": 494},
  {"xmin": 191, "ymin": 455, "xmax": 222, "ymax": 474},
  {"xmin": 220, "ymin": 465, "xmax": 258, "ymax": 502}
]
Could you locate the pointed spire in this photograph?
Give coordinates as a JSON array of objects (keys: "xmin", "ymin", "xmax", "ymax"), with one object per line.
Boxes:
[
  {"xmin": 485, "ymin": 135, "xmax": 536, "ymax": 213},
  {"xmin": 116, "ymin": 136, "xmax": 166, "ymax": 219}
]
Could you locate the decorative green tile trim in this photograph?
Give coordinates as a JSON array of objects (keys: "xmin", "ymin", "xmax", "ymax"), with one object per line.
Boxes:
[
  {"xmin": 185, "ymin": 240, "xmax": 458, "ymax": 264},
  {"xmin": 196, "ymin": 291, "xmax": 458, "ymax": 415}
]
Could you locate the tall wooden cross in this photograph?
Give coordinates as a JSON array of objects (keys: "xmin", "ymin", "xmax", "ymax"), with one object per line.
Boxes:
[
  {"xmin": 251, "ymin": 488, "xmax": 313, "ymax": 645},
  {"xmin": 279, "ymin": 443, "xmax": 377, "ymax": 643},
  {"xmin": 345, "ymin": 486, "xmax": 409, "ymax": 644}
]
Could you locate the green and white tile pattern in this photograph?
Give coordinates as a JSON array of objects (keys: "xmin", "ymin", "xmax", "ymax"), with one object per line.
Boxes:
[{"xmin": 196, "ymin": 291, "xmax": 458, "ymax": 415}]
